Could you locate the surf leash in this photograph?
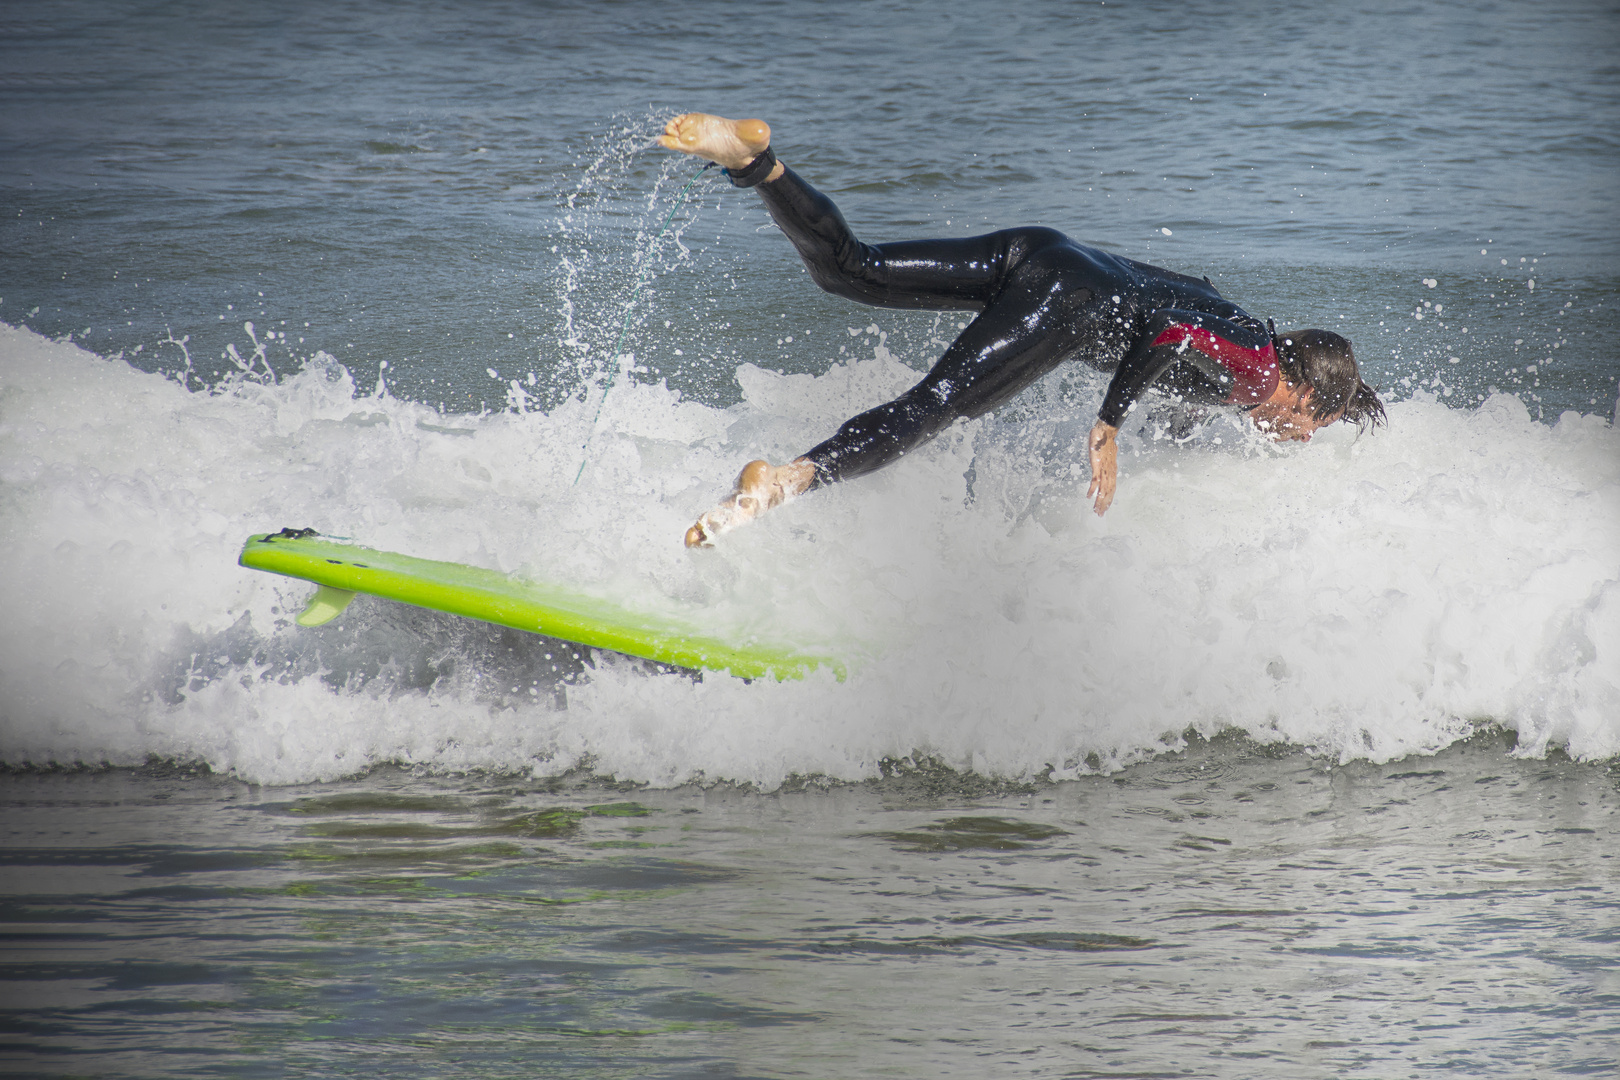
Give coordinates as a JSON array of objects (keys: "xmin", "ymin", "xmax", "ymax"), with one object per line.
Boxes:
[{"xmin": 572, "ymin": 160, "xmax": 716, "ymax": 485}]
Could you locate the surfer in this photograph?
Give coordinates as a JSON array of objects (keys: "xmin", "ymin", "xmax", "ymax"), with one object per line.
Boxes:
[{"xmin": 657, "ymin": 113, "xmax": 1386, "ymax": 547}]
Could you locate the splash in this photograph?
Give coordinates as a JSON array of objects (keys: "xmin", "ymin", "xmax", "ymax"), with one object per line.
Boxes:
[
  {"xmin": 545, "ymin": 110, "xmax": 726, "ymax": 410},
  {"xmin": 2, "ymin": 322, "xmax": 1617, "ymax": 785}
]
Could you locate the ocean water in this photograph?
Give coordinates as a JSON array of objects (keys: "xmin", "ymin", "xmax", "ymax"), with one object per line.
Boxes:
[{"xmin": 2, "ymin": 1, "xmax": 1618, "ymax": 1076}]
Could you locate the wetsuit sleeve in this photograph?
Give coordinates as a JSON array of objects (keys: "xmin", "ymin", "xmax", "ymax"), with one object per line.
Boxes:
[{"xmin": 1098, "ymin": 308, "xmax": 1278, "ymax": 427}]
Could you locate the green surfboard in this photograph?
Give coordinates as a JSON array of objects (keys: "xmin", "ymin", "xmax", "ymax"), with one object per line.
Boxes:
[{"xmin": 238, "ymin": 531, "xmax": 844, "ymax": 682}]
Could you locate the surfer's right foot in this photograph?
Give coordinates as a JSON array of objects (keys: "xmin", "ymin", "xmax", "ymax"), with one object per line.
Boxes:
[
  {"xmin": 658, "ymin": 113, "xmax": 782, "ymax": 180},
  {"xmin": 685, "ymin": 458, "xmax": 816, "ymax": 548}
]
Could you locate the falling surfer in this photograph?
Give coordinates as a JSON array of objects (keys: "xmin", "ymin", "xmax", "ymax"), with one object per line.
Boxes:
[{"xmin": 657, "ymin": 113, "xmax": 1386, "ymax": 547}]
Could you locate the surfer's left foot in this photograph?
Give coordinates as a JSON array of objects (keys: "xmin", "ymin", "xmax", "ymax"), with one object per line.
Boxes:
[
  {"xmin": 657, "ymin": 113, "xmax": 783, "ymax": 181},
  {"xmin": 685, "ymin": 458, "xmax": 816, "ymax": 548}
]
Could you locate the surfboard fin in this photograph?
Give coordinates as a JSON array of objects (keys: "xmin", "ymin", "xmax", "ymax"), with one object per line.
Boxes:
[{"xmin": 296, "ymin": 585, "xmax": 357, "ymax": 626}]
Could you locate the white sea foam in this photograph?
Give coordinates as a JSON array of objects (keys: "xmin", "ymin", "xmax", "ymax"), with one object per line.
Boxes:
[{"xmin": 2, "ymin": 322, "xmax": 1616, "ymax": 786}]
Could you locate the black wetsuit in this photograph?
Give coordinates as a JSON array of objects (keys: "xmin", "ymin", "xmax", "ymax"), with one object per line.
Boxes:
[{"xmin": 752, "ymin": 165, "xmax": 1282, "ymax": 486}]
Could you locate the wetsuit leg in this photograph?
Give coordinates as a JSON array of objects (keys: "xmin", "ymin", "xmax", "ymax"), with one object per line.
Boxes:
[
  {"xmin": 751, "ymin": 166, "xmax": 1098, "ymax": 485},
  {"xmin": 756, "ymin": 166, "xmax": 1011, "ymax": 311},
  {"xmin": 802, "ymin": 244, "xmax": 1093, "ymax": 484}
]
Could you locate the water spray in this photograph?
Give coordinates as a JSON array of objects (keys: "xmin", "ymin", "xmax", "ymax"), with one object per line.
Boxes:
[{"xmin": 572, "ymin": 161, "xmax": 716, "ymax": 485}]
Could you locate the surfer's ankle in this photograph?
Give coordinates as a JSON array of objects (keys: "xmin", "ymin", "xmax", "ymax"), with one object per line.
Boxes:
[{"xmin": 776, "ymin": 458, "xmax": 817, "ymax": 499}]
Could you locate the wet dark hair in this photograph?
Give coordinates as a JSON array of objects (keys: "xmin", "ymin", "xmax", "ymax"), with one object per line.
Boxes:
[{"xmin": 1271, "ymin": 326, "xmax": 1387, "ymax": 430}]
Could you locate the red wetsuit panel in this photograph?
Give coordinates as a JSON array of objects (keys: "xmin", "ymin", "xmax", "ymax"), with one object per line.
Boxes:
[{"xmin": 1151, "ymin": 324, "xmax": 1279, "ymax": 405}]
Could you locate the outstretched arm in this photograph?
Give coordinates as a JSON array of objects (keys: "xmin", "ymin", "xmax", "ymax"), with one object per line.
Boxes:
[
  {"xmin": 1086, "ymin": 421, "xmax": 1119, "ymax": 515},
  {"xmin": 1088, "ymin": 308, "xmax": 1275, "ymax": 515}
]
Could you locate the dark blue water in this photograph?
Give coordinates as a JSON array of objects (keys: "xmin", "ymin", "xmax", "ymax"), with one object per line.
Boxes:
[{"xmin": 3, "ymin": 0, "xmax": 1616, "ymax": 412}]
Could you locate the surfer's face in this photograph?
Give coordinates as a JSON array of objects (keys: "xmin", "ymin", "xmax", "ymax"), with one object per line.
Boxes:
[{"xmin": 1249, "ymin": 383, "xmax": 1341, "ymax": 442}]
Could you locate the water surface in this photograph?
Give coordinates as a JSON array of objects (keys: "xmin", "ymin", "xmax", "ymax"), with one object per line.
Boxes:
[{"xmin": 4, "ymin": 736, "xmax": 1617, "ymax": 1078}]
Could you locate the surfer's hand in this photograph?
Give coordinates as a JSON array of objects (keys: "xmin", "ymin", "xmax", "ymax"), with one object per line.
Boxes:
[{"xmin": 1087, "ymin": 421, "xmax": 1119, "ymax": 516}]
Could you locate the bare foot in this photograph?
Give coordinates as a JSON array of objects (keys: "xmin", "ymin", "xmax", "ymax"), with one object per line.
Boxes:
[
  {"xmin": 685, "ymin": 458, "xmax": 817, "ymax": 548},
  {"xmin": 657, "ymin": 113, "xmax": 773, "ymax": 171}
]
